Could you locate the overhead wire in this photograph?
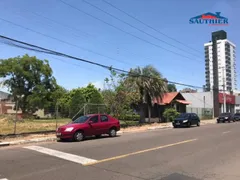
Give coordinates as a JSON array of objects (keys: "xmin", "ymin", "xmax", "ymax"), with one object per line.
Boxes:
[
  {"xmin": 0, "ymin": 17, "xmax": 132, "ymax": 66},
  {"xmin": 58, "ymin": 0, "xmax": 202, "ymax": 63},
  {"xmin": 102, "ymin": 0, "xmax": 202, "ymax": 54},
  {"xmin": 17, "ymin": 9, "xmax": 161, "ymax": 64},
  {"xmin": 0, "ymin": 35, "xmax": 203, "ymax": 89},
  {"xmin": 82, "ymin": 0, "xmax": 201, "ymax": 59}
]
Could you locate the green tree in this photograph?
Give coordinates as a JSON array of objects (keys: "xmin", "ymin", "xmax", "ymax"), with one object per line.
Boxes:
[
  {"xmin": 81, "ymin": 83, "xmax": 104, "ymax": 104},
  {"xmin": 163, "ymin": 108, "xmax": 179, "ymax": 122},
  {"xmin": 126, "ymin": 65, "xmax": 167, "ymax": 123},
  {"xmin": 0, "ymin": 54, "xmax": 56, "ymax": 114},
  {"xmin": 103, "ymin": 70, "xmax": 140, "ymax": 119},
  {"xmin": 167, "ymin": 84, "xmax": 177, "ymax": 92},
  {"xmin": 49, "ymin": 85, "xmax": 68, "ymax": 118},
  {"xmin": 69, "ymin": 89, "xmax": 85, "ymax": 119}
]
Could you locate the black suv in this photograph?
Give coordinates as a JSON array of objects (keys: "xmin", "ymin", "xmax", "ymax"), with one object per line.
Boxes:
[
  {"xmin": 233, "ymin": 113, "xmax": 240, "ymax": 121},
  {"xmin": 172, "ymin": 113, "xmax": 200, "ymax": 128},
  {"xmin": 217, "ymin": 113, "xmax": 235, "ymax": 123}
]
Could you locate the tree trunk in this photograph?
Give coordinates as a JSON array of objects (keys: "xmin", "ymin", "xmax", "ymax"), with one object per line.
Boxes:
[
  {"xmin": 139, "ymin": 104, "xmax": 145, "ymax": 124},
  {"xmin": 148, "ymin": 103, "xmax": 151, "ymax": 123}
]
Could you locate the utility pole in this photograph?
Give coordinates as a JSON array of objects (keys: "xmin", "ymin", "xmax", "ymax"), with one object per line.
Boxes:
[
  {"xmin": 222, "ymin": 67, "xmax": 226, "ymax": 112},
  {"xmin": 14, "ymin": 98, "xmax": 19, "ymax": 134},
  {"xmin": 212, "ymin": 30, "xmax": 227, "ymax": 117},
  {"xmin": 203, "ymin": 96, "xmax": 206, "ymax": 117}
]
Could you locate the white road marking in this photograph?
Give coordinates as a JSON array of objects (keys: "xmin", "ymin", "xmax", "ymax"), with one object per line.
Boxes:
[
  {"xmin": 222, "ymin": 131, "xmax": 231, "ymax": 134},
  {"xmin": 0, "ymin": 178, "xmax": 8, "ymax": 180},
  {"xmin": 24, "ymin": 146, "xmax": 97, "ymax": 165}
]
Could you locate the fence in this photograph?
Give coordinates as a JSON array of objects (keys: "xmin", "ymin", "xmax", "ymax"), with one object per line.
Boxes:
[
  {"xmin": 186, "ymin": 107, "xmax": 213, "ymax": 119},
  {"xmin": 0, "ymin": 103, "xmax": 107, "ymax": 135}
]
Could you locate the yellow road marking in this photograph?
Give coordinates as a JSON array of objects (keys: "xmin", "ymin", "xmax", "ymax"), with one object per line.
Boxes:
[{"xmin": 83, "ymin": 138, "xmax": 197, "ymax": 166}]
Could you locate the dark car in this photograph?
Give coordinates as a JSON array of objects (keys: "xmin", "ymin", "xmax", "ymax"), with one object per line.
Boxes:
[
  {"xmin": 217, "ymin": 113, "xmax": 235, "ymax": 123},
  {"xmin": 233, "ymin": 113, "xmax": 240, "ymax": 121},
  {"xmin": 56, "ymin": 114, "xmax": 120, "ymax": 141},
  {"xmin": 172, "ymin": 113, "xmax": 200, "ymax": 128}
]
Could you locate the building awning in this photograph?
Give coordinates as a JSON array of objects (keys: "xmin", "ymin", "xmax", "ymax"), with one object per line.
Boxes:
[{"xmin": 176, "ymin": 99, "xmax": 191, "ymax": 104}]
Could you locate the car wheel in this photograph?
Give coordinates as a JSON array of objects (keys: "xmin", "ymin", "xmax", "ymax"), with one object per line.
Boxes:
[
  {"xmin": 73, "ymin": 131, "xmax": 84, "ymax": 142},
  {"xmin": 187, "ymin": 122, "xmax": 191, "ymax": 128},
  {"xmin": 109, "ymin": 128, "xmax": 117, "ymax": 137},
  {"xmin": 217, "ymin": 120, "xmax": 220, "ymax": 123},
  {"xmin": 197, "ymin": 121, "xmax": 200, "ymax": 126},
  {"xmin": 173, "ymin": 125, "xmax": 177, "ymax": 128},
  {"xmin": 95, "ymin": 134, "xmax": 102, "ymax": 138},
  {"xmin": 228, "ymin": 120, "xmax": 231, "ymax": 123}
]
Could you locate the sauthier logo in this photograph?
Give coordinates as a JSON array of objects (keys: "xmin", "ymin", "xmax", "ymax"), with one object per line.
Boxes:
[{"xmin": 189, "ymin": 12, "xmax": 228, "ymax": 26}]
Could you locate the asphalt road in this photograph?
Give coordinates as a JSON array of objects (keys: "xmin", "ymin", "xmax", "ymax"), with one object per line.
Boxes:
[{"xmin": 1, "ymin": 122, "xmax": 240, "ymax": 180}]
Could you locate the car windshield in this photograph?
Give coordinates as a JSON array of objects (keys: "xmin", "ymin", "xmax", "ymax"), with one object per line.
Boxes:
[
  {"xmin": 220, "ymin": 113, "xmax": 230, "ymax": 116},
  {"xmin": 178, "ymin": 113, "xmax": 190, "ymax": 118},
  {"xmin": 72, "ymin": 116, "xmax": 90, "ymax": 123}
]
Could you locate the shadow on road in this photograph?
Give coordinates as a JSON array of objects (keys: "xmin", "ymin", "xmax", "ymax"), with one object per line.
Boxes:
[{"xmin": 57, "ymin": 135, "xmax": 121, "ymax": 143}]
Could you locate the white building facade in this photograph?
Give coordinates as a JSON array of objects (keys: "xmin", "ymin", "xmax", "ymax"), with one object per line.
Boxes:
[{"xmin": 204, "ymin": 39, "xmax": 236, "ymax": 92}]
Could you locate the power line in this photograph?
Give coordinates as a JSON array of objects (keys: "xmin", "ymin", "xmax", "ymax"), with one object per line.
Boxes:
[
  {"xmin": 18, "ymin": 9, "xmax": 160, "ymax": 64},
  {"xmin": 58, "ymin": 0, "xmax": 202, "ymax": 63},
  {"xmin": 83, "ymin": 0, "xmax": 201, "ymax": 59},
  {"xmin": 102, "ymin": 0, "xmax": 202, "ymax": 55},
  {"xmin": 0, "ymin": 17, "xmax": 132, "ymax": 66},
  {"xmin": 0, "ymin": 35, "xmax": 203, "ymax": 89}
]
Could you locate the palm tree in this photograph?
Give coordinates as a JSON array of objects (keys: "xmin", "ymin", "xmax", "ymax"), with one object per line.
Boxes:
[{"xmin": 126, "ymin": 65, "xmax": 167, "ymax": 123}]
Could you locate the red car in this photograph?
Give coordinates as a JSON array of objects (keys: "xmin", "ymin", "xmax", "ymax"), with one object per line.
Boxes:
[{"xmin": 56, "ymin": 114, "xmax": 120, "ymax": 141}]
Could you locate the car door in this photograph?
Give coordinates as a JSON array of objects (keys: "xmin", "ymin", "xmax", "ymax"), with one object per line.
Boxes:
[
  {"xmin": 86, "ymin": 115, "xmax": 101, "ymax": 136},
  {"xmin": 99, "ymin": 115, "xmax": 111, "ymax": 134},
  {"xmin": 192, "ymin": 113, "xmax": 198, "ymax": 125}
]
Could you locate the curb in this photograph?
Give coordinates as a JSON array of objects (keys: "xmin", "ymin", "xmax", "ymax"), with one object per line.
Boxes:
[
  {"xmin": 0, "ymin": 137, "xmax": 56, "ymax": 147},
  {"xmin": 0, "ymin": 121, "xmax": 216, "ymax": 147},
  {"xmin": 0, "ymin": 142, "xmax": 10, "ymax": 147}
]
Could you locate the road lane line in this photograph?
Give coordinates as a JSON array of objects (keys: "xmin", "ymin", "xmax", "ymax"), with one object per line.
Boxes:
[
  {"xmin": 83, "ymin": 138, "xmax": 197, "ymax": 166},
  {"xmin": 0, "ymin": 178, "xmax": 8, "ymax": 180},
  {"xmin": 222, "ymin": 131, "xmax": 231, "ymax": 134},
  {"xmin": 24, "ymin": 146, "xmax": 97, "ymax": 165}
]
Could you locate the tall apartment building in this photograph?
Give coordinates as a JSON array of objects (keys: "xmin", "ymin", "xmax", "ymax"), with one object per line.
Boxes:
[{"xmin": 204, "ymin": 32, "xmax": 236, "ymax": 92}]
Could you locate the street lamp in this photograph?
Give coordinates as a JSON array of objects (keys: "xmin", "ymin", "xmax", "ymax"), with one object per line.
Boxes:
[{"xmin": 14, "ymin": 94, "xmax": 24, "ymax": 134}]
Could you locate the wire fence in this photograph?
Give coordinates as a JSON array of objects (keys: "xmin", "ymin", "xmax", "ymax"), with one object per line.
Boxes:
[
  {"xmin": 0, "ymin": 103, "xmax": 108, "ymax": 135},
  {"xmin": 186, "ymin": 107, "xmax": 213, "ymax": 119}
]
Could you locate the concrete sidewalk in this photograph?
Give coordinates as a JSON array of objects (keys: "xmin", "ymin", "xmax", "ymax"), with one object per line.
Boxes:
[{"xmin": 0, "ymin": 119, "xmax": 216, "ymax": 147}]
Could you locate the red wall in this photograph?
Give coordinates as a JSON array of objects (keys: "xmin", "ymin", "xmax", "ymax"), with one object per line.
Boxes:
[{"xmin": 218, "ymin": 93, "xmax": 235, "ymax": 104}]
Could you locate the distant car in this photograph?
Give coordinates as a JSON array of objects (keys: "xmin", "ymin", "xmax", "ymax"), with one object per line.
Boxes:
[
  {"xmin": 233, "ymin": 113, "xmax": 240, "ymax": 121},
  {"xmin": 172, "ymin": 113, "xmax": 200, "ymax": 128},
  {"xmin": 56, "ymin": 114, "xmax": 120, "ymax": 141},
  {"xmin": 217, "ymin": 113, "xmax": 235, "ymax": 123}
]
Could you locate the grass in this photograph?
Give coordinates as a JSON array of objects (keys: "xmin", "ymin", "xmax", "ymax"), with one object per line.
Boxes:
[
  {"xmin": 0, "ymin": 117, "xmax": 139, "ymax": 135},
  {"xmin": 0, "ymin": 118, "xmax": 71, "ymax": 135}
]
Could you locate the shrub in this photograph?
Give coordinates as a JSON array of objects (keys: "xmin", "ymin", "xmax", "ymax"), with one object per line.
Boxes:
[
  {"xmin": 117, "ymin": 114, "xmax": 140, "ymax": 121},
  {"xmin": 163, "ymin": 108, "xmax": 179, "ymax": 122}
]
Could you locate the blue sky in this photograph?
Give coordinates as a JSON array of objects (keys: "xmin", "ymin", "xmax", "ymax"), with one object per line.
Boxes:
[{"xmin": 0, "ymin": 0, "xmax": 239, "ymax": 92}]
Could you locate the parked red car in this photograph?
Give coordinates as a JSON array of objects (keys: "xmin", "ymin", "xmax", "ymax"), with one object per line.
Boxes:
[{"xmin": 56, "ymin": 114, "xmax": 120, "ymax": 141}]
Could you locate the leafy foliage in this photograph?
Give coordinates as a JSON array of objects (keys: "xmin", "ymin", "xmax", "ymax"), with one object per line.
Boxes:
[
  {"xmin": 0, "ymin": 54, "xmax": 56, "ymax": 114},
  {"xmin": 167, "ymin": 84, "xmax": 177, "ymax": 92},
  {"xmin": 163, "ymin": 108, "xmax": 179, "ymax": 122},
  {"xmin": 103, "ymin": 70, "xmax": 139, "ymax": 119},
  {"xmin": 125, "ymin": 65, "xmax": 167, "ymax": 123}
]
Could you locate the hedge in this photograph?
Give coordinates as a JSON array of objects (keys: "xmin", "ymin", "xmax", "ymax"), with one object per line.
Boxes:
[{"xmin": 117, "ymin": 114, "xmax": 140, "ymax": 121}]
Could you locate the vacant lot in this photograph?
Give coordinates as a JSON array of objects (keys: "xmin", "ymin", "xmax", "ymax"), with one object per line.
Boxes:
[
  {"xmin": 0, "ymin": 117, "xmax": 139, "ymax": 135},
  {"xmin": 0, "ymin": 118, "xmax": 71, "ymax": 135}
]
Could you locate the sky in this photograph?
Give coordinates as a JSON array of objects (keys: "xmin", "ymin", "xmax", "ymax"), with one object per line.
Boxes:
[{"xmin": 0, "ymin": 0, "xmax": 239, "ymax": 92}]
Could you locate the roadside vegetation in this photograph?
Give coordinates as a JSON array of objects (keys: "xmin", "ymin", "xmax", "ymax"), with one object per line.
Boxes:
[{"xmin": 0, "ymin": 54, "xmax": 181, "ymax": 135}]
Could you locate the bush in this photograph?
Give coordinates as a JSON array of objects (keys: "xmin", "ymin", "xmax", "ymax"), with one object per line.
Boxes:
[
  {"xmin": 120, "ymin": 120, "xmax": 139, "ymax": 128},
  {"xmin": 163, "ymin": 108, "xmax": 179, "ymax": 122},
  {"xmin": 117, "ymin": 114, "xmax": 140, "ymax": 121}
]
